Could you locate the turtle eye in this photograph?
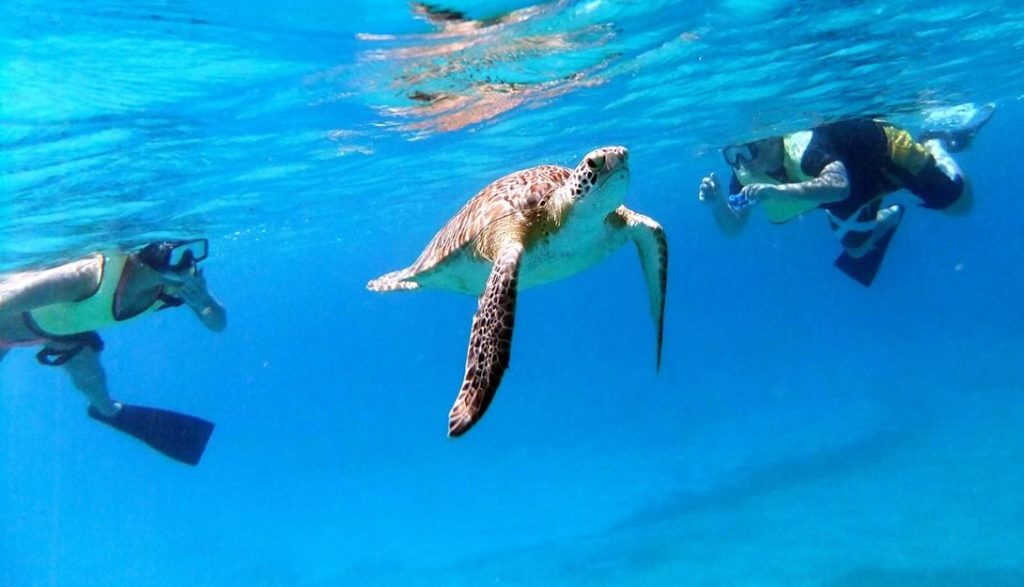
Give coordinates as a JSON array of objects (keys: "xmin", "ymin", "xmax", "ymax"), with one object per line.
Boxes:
[{"xmin": 586, "ymin": 154, "xmax": 605, "ymax": 172}]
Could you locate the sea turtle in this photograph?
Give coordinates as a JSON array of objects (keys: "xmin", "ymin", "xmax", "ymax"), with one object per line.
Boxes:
[{"xmin": 368, "ymin": 146, "xmax": 667, "ymax": 437}]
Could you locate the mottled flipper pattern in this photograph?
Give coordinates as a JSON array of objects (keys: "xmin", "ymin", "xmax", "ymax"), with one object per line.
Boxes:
[
  {"xmin": 448, "ymin": 242, "xmax": 523, "ymax": 436},
  {"xmin": 611, "ymin": 206, "xmax": 667, "ymax": 369}
]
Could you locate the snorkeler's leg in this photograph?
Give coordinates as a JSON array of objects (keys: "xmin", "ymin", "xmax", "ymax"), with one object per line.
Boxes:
[
  {"xmin": 920, "ymin": 139, "xmax": 972, "ymax": 215},
  {"xmin": 50, "ymin": 333, "xmax": 213, "ymax": 464},
  {"xmin": 833, "ymin": 203, "xmax": 904, "ymax": 287},
  {"xmin": 919, "ymin": 102, "xmax": 996, "ymax": 152},
  {"xmin": 828, "ymin": 201, "xmax": 881, "ymax": 259},
  {"xmin": 837, "ymin": 204, "xmax": 903, "ymax": 257},
  {"xmin": 886, "ymin": 124, "xmax": 971, "ymax": 215},
  {"xmin": 924, "ymin": 139, "xmax": 964, "ymax": 179},
  {"xmin": 61, "ymin": 342, "xmax": 119, "ymax": 416}
]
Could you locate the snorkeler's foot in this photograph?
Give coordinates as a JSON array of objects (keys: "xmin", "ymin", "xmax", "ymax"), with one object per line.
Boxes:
[
  {"xmin": 89, "ymin": 399, "xmax": 122, "ymax": 418},
  {"xmin": 920, "ymin": 102, "xmax": 996, "ymax": 152},
  {"xmin": 876, "ymin": 204, "xmax": 903, "ymax": 229},
  {"xmin": 834, "ymin": 205, "xmax": 904, "ymax": 287}
]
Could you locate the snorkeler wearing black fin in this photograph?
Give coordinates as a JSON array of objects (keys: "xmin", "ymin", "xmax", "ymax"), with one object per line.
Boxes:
[
  {"xmin": 919, "ymin": 102, "xmax": 997, "ymax": 152},
  {"xmin": 698, "ymin": 104, "xmax": 993, "ymax": 286},
  {"xmin": 0, "ymin": 239, "xmax": 227, "ymax": 464},
  {"xmin": 88, "ymin": 404, "xmax": 215, "ymax": 466},
  {"xmin": 834, "ymin": 205, "xmax": 905, "ymax": 287}
]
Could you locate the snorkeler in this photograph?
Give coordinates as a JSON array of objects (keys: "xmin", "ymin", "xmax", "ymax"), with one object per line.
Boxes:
[
  {"xmin": 0, "ymin": 239, "xmax": 226, "ymax": 465},
  {"xmin": 697, "ymin": 103, "xmax": 995, "ymax": 286}
]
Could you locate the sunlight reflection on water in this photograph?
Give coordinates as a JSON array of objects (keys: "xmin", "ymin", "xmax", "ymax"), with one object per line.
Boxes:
[{"xmin": 1, "ymin": 0, "xmax": 1023, "ymax": 270}]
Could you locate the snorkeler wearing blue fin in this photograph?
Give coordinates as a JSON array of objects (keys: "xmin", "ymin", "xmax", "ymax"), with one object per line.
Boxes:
[
  {"xmin": 0, "ymin": 240, "xmax": 226, "ymax": 465},
  {"xmin": 699, "ymin": 104, "xmax": 994, "ymax": 286}
]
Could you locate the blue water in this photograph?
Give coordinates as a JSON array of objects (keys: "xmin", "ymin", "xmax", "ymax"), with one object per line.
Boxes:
[{"xmin": 2, "ymin": 1, "xmax": 1024, "ymax": 585}]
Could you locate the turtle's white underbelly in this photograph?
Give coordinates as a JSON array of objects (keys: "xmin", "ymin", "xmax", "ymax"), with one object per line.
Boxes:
[
  {"xmin": 416, "ymin": 218, "xmax": 627, "ymax": 295},
  {"xmin": 415, "ymin": 252, "xmax": 493, "ymax": 294},
  {"xmin": 519, "ymin": 222, "xmax": 626, "ymax": 289}
]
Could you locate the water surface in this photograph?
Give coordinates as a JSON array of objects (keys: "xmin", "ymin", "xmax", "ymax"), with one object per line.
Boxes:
[{"xmin": 2, "ymin": 1, "xmax": 1024, "ymax": 585}]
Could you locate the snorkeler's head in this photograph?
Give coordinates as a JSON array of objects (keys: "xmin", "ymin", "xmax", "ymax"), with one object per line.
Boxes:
[
  {"xmin": 722, "ymin": 142, "xmax": 758, "ymax": 167},
  {"xmin": 137, "ymin": 239, "xmax": 208, "ymax": 274},
  {"xmin": 722, "ymin": 137, "xmax": 782, "ymax": 173}
]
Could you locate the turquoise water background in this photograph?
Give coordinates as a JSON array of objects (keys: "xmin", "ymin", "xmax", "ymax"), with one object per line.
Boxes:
[{"xmin": 2, "ymin": 1, "xmax": 1024, "ymax": 585}]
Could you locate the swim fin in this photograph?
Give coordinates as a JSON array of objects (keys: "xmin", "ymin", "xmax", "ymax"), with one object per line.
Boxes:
[
  {"xmin": 834, "ymin": 206, "xmax": 904, "ymax": 287},
  {"xmin": 919, "ymin": 102, "xmax": 995, "ymax": 152},
  {"xmin": 88, "ymin": 403, "xmax": 214, "ymax": 465}
]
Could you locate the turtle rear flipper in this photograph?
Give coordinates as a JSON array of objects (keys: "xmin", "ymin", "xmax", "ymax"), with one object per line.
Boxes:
[{"xmin": 448, "ymin": 241, "xmax": 523, "ymax": 437}]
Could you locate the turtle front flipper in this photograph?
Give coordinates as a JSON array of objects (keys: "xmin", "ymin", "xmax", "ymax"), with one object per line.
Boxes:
[
  {"xmin": 448, "ymin": 241, "xmax": 524, "ymax": 437},
  {"xmin": 367, "ymin": 269, "xmax": 419, "ymax": 292},
  {"xmin": 610, "ymin": 206, "xmax": 667, "ymax": 370}
]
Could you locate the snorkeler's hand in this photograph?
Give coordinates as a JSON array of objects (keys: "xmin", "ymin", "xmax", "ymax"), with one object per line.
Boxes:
[
  {"xmin": 727, "ymin": 191, "xmax": 756, "ymax": 212},
  {"xmin": 728, "ymin": 183, "xmax": 783, "ymax": 212},
  {"xmin": 179, "ymin": 270, "xmax": 227, "ymax": 332},
  {"xmin": 178, "ymin": 269, "xmax": 210, "ymax": 302},
  {"xmin": 698, "ymin": 172, "xmax": 722, "ymax": 203}
]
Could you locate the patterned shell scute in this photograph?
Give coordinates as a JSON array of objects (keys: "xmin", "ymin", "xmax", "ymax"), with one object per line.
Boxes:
[{"xmin": 408, "ymin": 164, "xmax": 572, "ymax": 274}]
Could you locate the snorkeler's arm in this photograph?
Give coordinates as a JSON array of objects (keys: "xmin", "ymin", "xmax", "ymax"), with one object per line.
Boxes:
[
  {"xmin": 770, "ymin": 161, "xmax": 850, "ymax": 204},
  {"xmin": 0, "ymin": 256, "xmax": 103, "ymax": 315},
  {"xmin": 178, "ymin": 271, "xmax": 227, "ymax": 332},
  {"xmin": 699, "ymin": 172, "xmax": 749, "ymax": 237},
  {"xmin": 711, "ymin": 198, "xmax": 749, "ymax": 236}
]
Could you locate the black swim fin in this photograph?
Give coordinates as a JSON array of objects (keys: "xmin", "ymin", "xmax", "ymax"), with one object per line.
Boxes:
[
  {"xmin": 88, "ymin": 403, "xmax": 214, "ymax": 465},
  {"xmin": 834, "ymin": 206, "xmax": 904, "ymax": 287},
  {"xmin": 919, "ymin": 102, "xmax": 996, "ymax": 152}
]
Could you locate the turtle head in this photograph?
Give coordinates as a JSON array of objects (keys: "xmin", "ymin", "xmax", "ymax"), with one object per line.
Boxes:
[{"xmin": 568, "ymin": 146, "xmax": 629, "ymax": 211}]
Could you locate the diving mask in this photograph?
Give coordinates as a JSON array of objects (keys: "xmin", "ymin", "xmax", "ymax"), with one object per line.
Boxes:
[
  {"xmin": 722, "ymin": 143, "xmax": 758, "ymax": 168},
  {"xmin": 138, "ymin": 239, "xmax": 209, "ymax": 275}
]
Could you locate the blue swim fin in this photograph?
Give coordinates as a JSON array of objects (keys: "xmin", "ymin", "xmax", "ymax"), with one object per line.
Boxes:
[
  {"xmin": 919, "ymin": 102, "xmax": 995, "ymax": 152},
  {"xmin": 834, "ymin": 206, "xmax": 904, "ymax": 288},
  {"xmin": 88, "ymin": 403, "xmax": 214, "ymax": 465}
]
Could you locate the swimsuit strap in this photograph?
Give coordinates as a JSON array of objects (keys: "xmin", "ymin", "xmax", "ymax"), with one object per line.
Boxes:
[{"xmin": 35, "ymin": 331, "xmax": 104, "ymax": 367}]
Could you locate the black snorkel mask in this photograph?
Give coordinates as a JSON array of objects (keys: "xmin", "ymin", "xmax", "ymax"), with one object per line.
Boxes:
[
  {"xmin": 723, "ymin": 143, "xmax": 759, "ymax": 168},
  {"xmin": 138, "ymin": 239, "xmax": 209, "ymax": 279}
]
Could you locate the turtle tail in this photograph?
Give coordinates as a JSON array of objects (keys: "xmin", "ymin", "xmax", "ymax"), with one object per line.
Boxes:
[{"xmin": 367, "ymin": 269, "xmax": 419, "ymax": 293}]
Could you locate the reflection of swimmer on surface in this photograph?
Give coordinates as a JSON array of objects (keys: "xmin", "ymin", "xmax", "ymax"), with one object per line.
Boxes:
[
  {"xmin": 697, "ymin": 103, "xmax": 995, "ymax": 286},
  {"xmin": 409, "ymin": 2, "xmax": 540, "ymax": 35},
  {"xmin": 0, "ymin": 240, "xmax": 226, "ymax": 465},
  {"xmin": 356, "ymin": 2, "xmax": 616, "ymax": 134}
]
